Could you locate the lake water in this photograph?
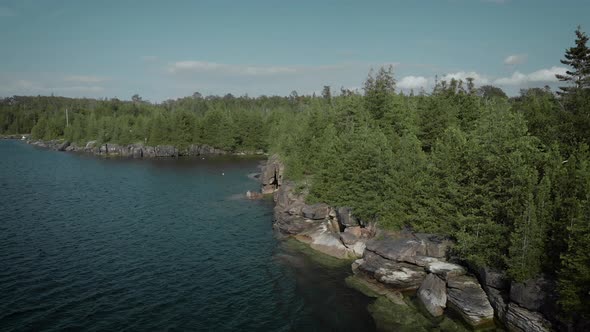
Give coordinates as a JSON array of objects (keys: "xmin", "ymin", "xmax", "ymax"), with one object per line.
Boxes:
[{"xmin": 0, "ymin": 140, "xmax": 376, "ymax": 331}]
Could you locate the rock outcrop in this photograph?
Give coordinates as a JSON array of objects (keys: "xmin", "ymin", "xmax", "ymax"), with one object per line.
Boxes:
[
  {"xmin": 27, "ymin": 139, "xmax": 233, "ymax": 158},
  {"xmin": 260, "ymin": 154, "xmax": 557, "ymax": 331},
  {"xmin": 265, "ymin": 157, "xmax": 371, "ymax": 260},
  {"xmin": 475, "ymin": 268, "xmax": 556, "ymax": 331},
  {"xmin": 261, "ymin": 154, "xmax": 284, "ymax": 194}
]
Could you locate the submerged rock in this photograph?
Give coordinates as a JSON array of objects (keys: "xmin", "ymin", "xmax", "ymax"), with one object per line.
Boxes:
[
  {"xmin": 345, "ymin": 275, "xmax": 406, "ymax": 305},
  {"xmin": 417, "ymin": 273, "xmax": 447, "ymax": 317},
  {"xmin": 246, "ymin": 190, "xmax": 263, "ymax": 200},
  {"xmin": 446, "ymin": 275, "xmax": 494, "ymax": 328},
  {"xmin": 367, "ymin": 297, "xmax": 432, "ymax": 332}
]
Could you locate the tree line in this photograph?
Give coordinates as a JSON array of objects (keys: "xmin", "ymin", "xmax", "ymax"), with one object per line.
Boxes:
[{"xmin": 1, "ymin": 26, "xmax": 589, "ymax": 326}]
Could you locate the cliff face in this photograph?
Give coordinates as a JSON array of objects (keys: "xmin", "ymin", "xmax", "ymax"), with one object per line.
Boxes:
[{"xmin": 261, "ymin": 155, "xmax": 555, "ymax": 331}]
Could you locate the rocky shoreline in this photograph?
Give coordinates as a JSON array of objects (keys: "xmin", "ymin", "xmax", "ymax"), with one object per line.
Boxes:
[
  {"xmin": 258, "ymin": 155, "xmax": 556, "ymax": 331},
  {"xmin": 22, "ymin": 138, "xmax": 264, "ymax": 158}
]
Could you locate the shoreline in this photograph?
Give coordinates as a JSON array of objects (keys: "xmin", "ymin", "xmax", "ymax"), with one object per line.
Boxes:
[
  {"xmin": 259, "ymin": 155, "xmax": 556, "ymax": 332},
  {"xmin": 8, "ymin": 136, "xmax": 266, "ymax": 159}
]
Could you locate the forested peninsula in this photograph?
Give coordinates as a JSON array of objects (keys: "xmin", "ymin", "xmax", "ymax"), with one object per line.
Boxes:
[{"xmin": 2, "ymin": 28, "xmax": 589, "ymax": 331}]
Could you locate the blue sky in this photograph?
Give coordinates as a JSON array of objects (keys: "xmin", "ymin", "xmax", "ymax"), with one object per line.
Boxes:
[{"xmin": 1, "ymin": 0, "xmax": 589, "ymax": 101}]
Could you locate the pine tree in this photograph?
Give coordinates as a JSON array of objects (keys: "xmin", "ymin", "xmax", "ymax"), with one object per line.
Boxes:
[
  {"xmin": 364, "ymin": 66, "xmax": 395, "ymax": 120},
  {"xmin": 556, "ymin": 26, "xmax": 590, "ymax": 95}
]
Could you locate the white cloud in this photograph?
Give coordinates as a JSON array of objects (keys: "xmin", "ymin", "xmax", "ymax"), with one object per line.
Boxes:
[
  {"xmin": 63, "ymin": 75, "xmax": 107, "ymax": 84},
  {"xmin": 528, "ymin": 66, "xmax": 567, "ymax": 82},
  {"xmin": 503, "ymin": 54, "xmax": 528, "ymax": 65},
  {"xmin": 495, "ymin": 66, "xmax": 567, "ymax": 85},
  {"xmin": 398, "ymin": 76, "xmax": 430, "ymax": 90},
  {"xmin": 0, "ymin": 7, "xmax": 16, "ymax": 17}
]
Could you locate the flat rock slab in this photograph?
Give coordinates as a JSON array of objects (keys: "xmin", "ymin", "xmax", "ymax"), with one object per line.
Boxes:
[
  {"xmin": 365, "ymin": 236, "xmax": 426, "ymax": 263},
  {"xmin": 303, "ymin": 222, "xmax": 354, "ymax": 259},
  {"xmin": 418, "ymin": 273, "xmax": 447, "ymax": 317},
  {"xmin": 447, "ymin": 275, "xmax": 494, "ymax": 328},
  {"xmin": 360, "ymin": 252, "xmax": 426, "ymax": 291},
  {"xmin": 505, "ymin": 303, "xmax": 552, "ymax": 332},
  {"xmin": 426, "ymin": 260, "xmax": 466, "ymax": 279},
  {"xmin": 274, "ymin": 214, "xmax": 321, "ymax": 235}
]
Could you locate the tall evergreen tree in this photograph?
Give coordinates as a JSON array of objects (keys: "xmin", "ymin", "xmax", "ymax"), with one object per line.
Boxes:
[{"xmin": 556, "ymin": 26, "xmax": 590, "ymax": 95}]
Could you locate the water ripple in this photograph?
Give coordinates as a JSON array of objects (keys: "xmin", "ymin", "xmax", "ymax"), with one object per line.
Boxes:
[{"xmin": 0, "ymin": 141, "xmax": 376, "ymax": 332}]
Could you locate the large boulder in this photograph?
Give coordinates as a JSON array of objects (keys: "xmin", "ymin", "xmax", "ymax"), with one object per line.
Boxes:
[
  {"xmin": 359, "ymin": 251, "xmax": 426, "ymax": 291},
  {"xmin": 365, "ymin": 235, "xmax": 426, "ymax": 263},
  {"xmin": 415, "ymin": 233, "xmax": 453, "ymax": 258},
  {"xmin": 417, "ymin": 273, "xmax": 447, "ymax": 317},
  {"xmin": 505, "ymin": 303, "xmax": 552, "ymax": 332},
  {"xmin": 510, "ymin": 276, "xmax": 554, "ymax": 312},
  {"xmin": 340, "ymin": 226, "xmax": 363, "ymax": 246},
  {"xmin": 85, "ymin": 140, "xmax": 97, "ymax": 150},
  {"xmin": 446, "ymin": 275, "xmax": 494, "ymax": 328},
  {"xmin": 426, "ymin": 260, "xmax": 466, "ymax": 279},
  {"xmin": 57, "ymin": 141, "xmax": 70, "ymax": 151},
  {"xmin": 301, "ymin": 203, "xmax": 330, "ymax": 220},
  {"xmin": 274, "ymin": 214, "xmax": 321, "ymax": 235},
  {"xmin": 336, "ymin": 207, "xmax": 361, "ymax": 227},
  {"xmin": 479, "ymin": 267, "xmax": 510, "ymax": 290},
  {"xmin": 274, "ymin": 183, "xmax": 293, "ymax": 208},
  {"xmin": 299, "ymin": 222, "xmax": 355, "ymax": 259},
  {"xmin": 339, "ymin": 231, "xmax": 358, "ymax": 246}
]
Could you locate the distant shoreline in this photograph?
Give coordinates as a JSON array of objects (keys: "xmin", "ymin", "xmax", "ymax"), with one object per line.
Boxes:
[{"xmin": 10, "ymin": 136, "xmax": 267, "ymax": 160}]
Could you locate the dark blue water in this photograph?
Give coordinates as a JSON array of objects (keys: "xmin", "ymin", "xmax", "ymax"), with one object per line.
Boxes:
[{"xmin": 0, "ymin": 140, "xmax": 375, "ymax": 332}]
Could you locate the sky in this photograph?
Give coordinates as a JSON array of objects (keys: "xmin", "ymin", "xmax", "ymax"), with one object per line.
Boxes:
[{"xmin": 1, "ymin": 0, "xmax": 589, "ymax": 101}]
